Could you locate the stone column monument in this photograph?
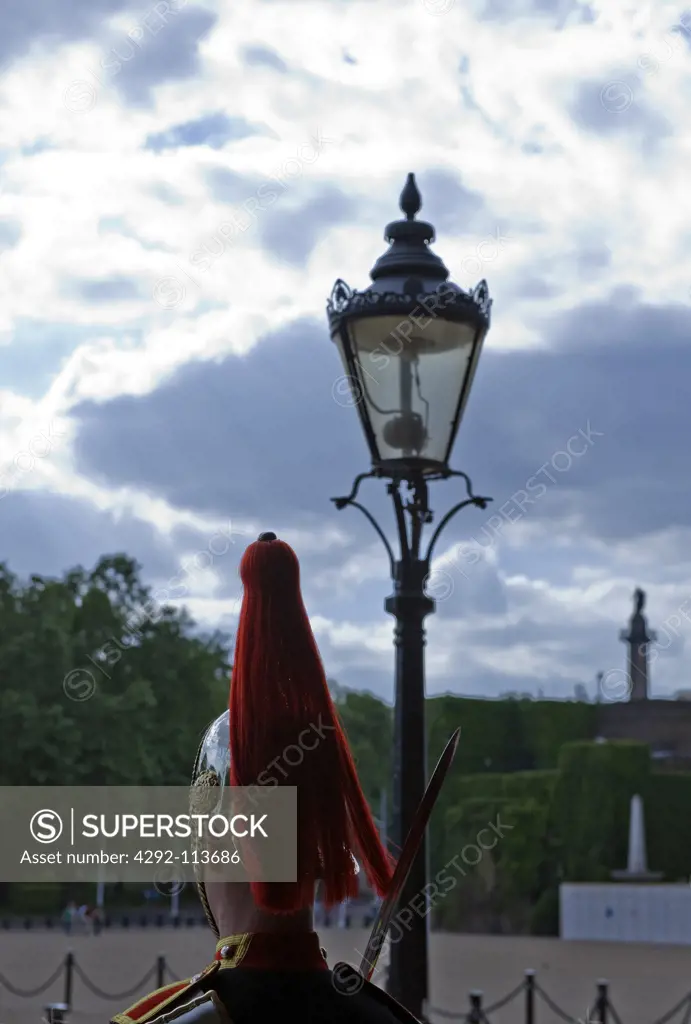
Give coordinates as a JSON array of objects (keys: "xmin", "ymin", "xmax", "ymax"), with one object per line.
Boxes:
[
  {"xmin": 619, "ymin": 588, "xmax": 656, "ymax": 701},
  {"xmin": 611, "ymin": 794, "xmax": 662, "ymax": 881}
]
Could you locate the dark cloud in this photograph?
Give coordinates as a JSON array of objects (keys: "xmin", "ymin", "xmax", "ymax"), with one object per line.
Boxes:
[
  {"xmin": 478, "ymin": 0, "xmax": 595, "ymax": 26},
  {"xmin": 205, "ymin": 168, "xmax": 264, "ymax": 204},
  {"xmin": 0, "ymin": 0, "xmax": 132, "ymax": 68},
  {"xmin": 510, "ymin": 276, "xmax": 560, "ymax": 299},
  {"xmin": 241, "ymin": 45, "xmax": 288, "ymax": 72},
  {"xmin": 670, "ymin": 12, "xmax": 691, "ymax": 49},
  {"xmin": 145, "ymin": 113, "xmax": 265, "ymax": 152},
  {"xmin": 454, "ymin": 296, "xmax": 691, "ymax": 544},
  {"xmin": 0, "ymin": 490, "xmax": 670, "ymax": 702},
  {"xmin": 0, "ymin": 319, "xmax": 144, "ymax": 398},
  {"xmin": 576, "ymin": 244, "xmax": 612, "ymax": 280},
  {"xmin": 72, "ymin": 317, "xmax": 368, "ymax": 522},
  {"xmin": 570, "ymin": 79, "xmax": 671, "ymax": 148},
  {"xmin": 0, "ymin": 490, "xmax": 177, "ymax": 582},
  {"xmin": 1, "ymin": 0, "xmax": 215, "ymax": 102},
  {"xmin": 415, "ymin": 169, "xmax": 486, "ymax": 237},
  {"xmin": 67, "ymin": 276, "xmax": 143, "ymax": 303},
  {"xmin": 108, "ymin": 6, "xmax": 216, "ymax": 106},
  {"xmin": 430, "ymin": 556, "xmax": 509, "ymax": 620},
  {"xmin": 312, "ymin": 616, "xmax": 606, "ymax": 700},
  {"xmin": 259, "ymin": 186, "xmax": 358, "ymax": 266},
  {"xmin": 203, "ymin": 172, "xmax": 351, "ymax": 263},
  {"xmin": 431, "ymin": 615, "xmax": 621, "ymax": 698},
  {"xmin": 195, "ymin": 173, "xmax": 369, "ymax": 272},
  {"xmin": 71, "ymin": 296, "xmax": 691, "ymax": 553}
]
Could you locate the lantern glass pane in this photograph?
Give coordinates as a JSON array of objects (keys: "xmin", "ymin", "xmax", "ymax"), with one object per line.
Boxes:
[{"xmin": 341, "ymin": 314, "xmax": 480, "ymax": 466}]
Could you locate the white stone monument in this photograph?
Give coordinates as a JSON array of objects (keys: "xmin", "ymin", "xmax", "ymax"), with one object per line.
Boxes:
[
  {"xmin": 560, "ymin": 793, "xmax": 684, "ymax": 943},
  {"xmin": 611, "ymin": 794, "xmax": 662, "ymax": 881}
]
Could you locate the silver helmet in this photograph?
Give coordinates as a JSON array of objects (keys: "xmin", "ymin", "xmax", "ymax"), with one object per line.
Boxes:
[
  {"xmin": 190, "ymin": 710, "xmax": 231, "ymax": 935},
  {"xmin": 193, "ymin": 710, "xmax": 231, "ymax": 791},
  {"xmin": 190, "ymin": 709, "xmax": 361, "ymax": 935}
]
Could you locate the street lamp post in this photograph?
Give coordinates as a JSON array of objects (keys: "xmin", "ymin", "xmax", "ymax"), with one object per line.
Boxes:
[{"xmin": 326, "ymin": 173, "xmax": 493, "ymax": 1020}]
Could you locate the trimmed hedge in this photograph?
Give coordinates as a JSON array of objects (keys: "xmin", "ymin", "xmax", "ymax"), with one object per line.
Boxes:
[
  {"xmin": 435, "ymin": 794, "xmax": 549, "ymax": 932},
  {"xmin": 426, "ymin": 696, "xmax": 598, "ymax": 778},
  {"xmin": 448, "ymin": 770, "xmax": 557, "ymax": 805},
  {"xmin": 430, "ymin": 740, "xmax": 691, "ymax": 934},
  {"xmin": 645, "ymin": 772, "xmax": 691, "ymax": 881},
  {"xmin": 552, "ymin": 740, "xmax": 650, "ymax": 881},
  {"xmin": 5, "ymin": 883, "xmax": 63, "ymax": 914},
  {"xmin": 528, "ymin": 701, "xmax": 599, "ymax": 769}
]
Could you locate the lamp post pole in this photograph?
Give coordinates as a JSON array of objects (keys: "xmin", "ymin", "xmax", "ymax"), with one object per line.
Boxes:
[
  {"xmin": 327, "ymin": 174, "xmax": 493, "ymax": 1019},
  {"xmin": 387, "ymin": 528, "xmax": 434, "ymax": 1014}
]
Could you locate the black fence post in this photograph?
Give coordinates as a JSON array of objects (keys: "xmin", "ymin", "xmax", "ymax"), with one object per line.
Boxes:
[
  {"xmin": 468, "ymin": 990, "xmax": 484, "ymax": 1024},
  {"xmin": 63, "ymin": 950, "xmax": 74, "ymax": 1010},
  {"xmin": 525, "ymin": 969, "xmax": 536, "ymax": 1024},
  {"xmin": 157, "ymin": 954, "xmax": 166, "ymax": 990},
  {"xmin": 596, "ymin": 979, "xmax": 609, "ymax": 1024}
]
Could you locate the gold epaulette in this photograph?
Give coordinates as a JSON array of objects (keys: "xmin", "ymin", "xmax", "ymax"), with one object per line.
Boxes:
[{"xmin": 111, "ymin": 962, "xmax": 221, "ymax": 1024}]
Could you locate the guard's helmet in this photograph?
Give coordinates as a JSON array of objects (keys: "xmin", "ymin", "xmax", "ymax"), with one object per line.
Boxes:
[{"xmin": 191, "ymin": 533, "xmax": 393, "ymax": 935}]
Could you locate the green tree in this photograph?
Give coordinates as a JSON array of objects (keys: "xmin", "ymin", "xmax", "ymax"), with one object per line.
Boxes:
[
  {"xmin": 0, "ymin": 556, "xmax": 230, "ymax": 787},
  {"xmin": 333, "ymin": 688, "xmax": 392, "ymax": 809}
]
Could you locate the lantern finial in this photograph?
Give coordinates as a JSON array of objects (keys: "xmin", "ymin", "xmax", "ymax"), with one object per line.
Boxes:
[{"xmin": 400, "ymin": 173, "xmax": 421, "ymax": 221}]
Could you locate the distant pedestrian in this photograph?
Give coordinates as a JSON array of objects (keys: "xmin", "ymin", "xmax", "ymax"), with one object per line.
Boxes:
[
  {"xmin": 91, "ymin": 906, "xmax": 104, "ymax": 935},
  {"xmin": 61, "ymin": 901, "xmax": 76, "ymax": 934},
  {"xmin": 77, "ymin": 904, "xmax": 90, "ymax": 933},
  {"xmin": 337, "ymin": 898, "xmax": 351, "ymax": 929}
]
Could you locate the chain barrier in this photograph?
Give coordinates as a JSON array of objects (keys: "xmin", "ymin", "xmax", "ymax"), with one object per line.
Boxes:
[
  {"xmin": 0, "ymin": 961, "xmax": 64, "ymax": 998},
  {"xmin": 1, "ymin": 955, "xmax": 691, "ymax": 1023},
  {"xmin": 609, "ymin": 1000, "xmax": 626, "ymax": 1024},
  {"xmin": 534, "ymin": 980, "xmax": 584, "ymax": 1023},
  {"xmin": 484, "ymin": 982, "xmax": 526, "ymax": 1015},
  {"xmin": 0, "ymin": 917, "xmax": 206, "ymax": 932},
  {"xmin": 427, "ymin": 978, "xmax": 528, "ymax": 1021},
  {"xmin": 71, "ymin": 961, "xmax": 158, "ymax": 1001},
  {"xmin": 650, "ymin": 993, "xmax": 691, "ymax": 1024},
  {"xmin": 427, "ymin": 973, "xmax": 691, "ymax": 1024}
]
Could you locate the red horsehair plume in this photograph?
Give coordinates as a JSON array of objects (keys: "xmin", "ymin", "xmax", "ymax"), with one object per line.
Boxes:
[{"xmin": 229, "ymin": 533, "xmax": 394, "ymax": 913}]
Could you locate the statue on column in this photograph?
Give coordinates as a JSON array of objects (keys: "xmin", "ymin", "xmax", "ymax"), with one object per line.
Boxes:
[{"xmin": 619, "ymin": 587, "xmax": 656, "ymax": 701}]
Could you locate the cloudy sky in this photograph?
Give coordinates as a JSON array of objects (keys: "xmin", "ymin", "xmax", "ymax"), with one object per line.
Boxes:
[{"xmin": 1, "ymin": 0, "xmax": 690, "ymax": 703}]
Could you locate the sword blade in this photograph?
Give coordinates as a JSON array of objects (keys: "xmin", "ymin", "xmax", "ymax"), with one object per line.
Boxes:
[{"xmin": 358, "ymin": 727, "xmax": 461, "ymax": 981}]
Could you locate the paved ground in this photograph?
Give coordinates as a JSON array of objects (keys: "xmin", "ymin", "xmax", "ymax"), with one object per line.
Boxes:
[{"xmin": 1, "ymin": 929, "xmax": 689, "ymax": 1024}]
